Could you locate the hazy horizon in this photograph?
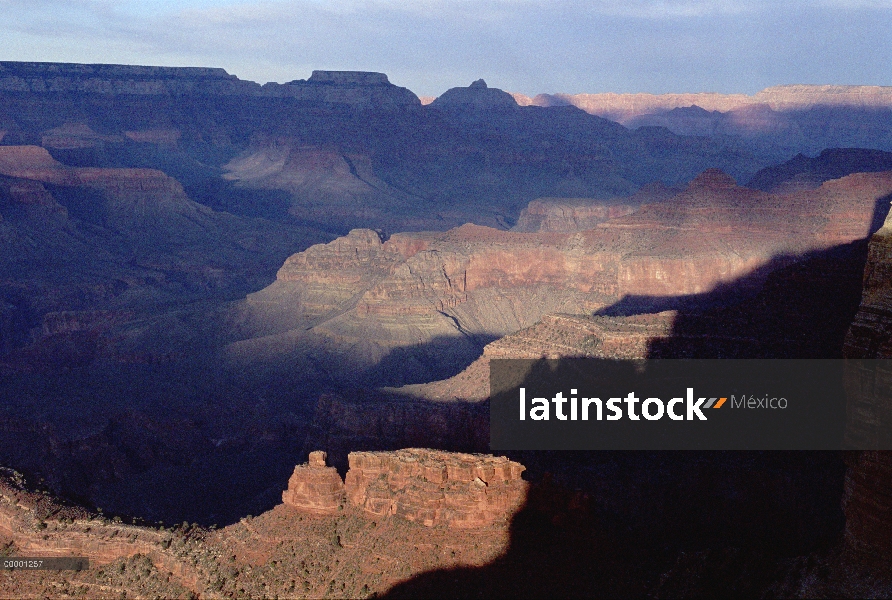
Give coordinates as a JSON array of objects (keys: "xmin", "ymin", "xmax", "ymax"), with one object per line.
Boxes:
[{"xmin": 2, "ymin": 0, "xmax": 891, "ymax": 98}]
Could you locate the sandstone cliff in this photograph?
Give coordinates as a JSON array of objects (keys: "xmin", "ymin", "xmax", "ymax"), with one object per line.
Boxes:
[
  {"xmin": 282, "ymin": 451, "xmax": 346, "ymax": 515},
  {"xmin": 0, "ymin": 452, "xmax": 525, "ymax": 598},
  {"xmin": 283, "ymin": 449, "xmax": 527, "ymax": 528},
  {"xmin": 230, "ymin": 169, "xmax": 892, "ymax": 386}
]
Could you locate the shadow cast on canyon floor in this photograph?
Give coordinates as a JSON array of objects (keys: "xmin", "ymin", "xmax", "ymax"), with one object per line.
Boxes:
[
  {"xmin": 0, "ymin": 196, "xmax": 886, "ymax": 554},
  {"xmin": 383, "ymin": 221, "xmax": 890, "ymax": 595},
  {"xmin": 599, "ymin": 240, "xmax": 870, "ymax": 358},
  {"xmin": 382, "ymin": 364, "xmax": 847, "ymax": 598},
  {"xmin": 0, "ymin": 329, "xmax": 496, "ymax": 528}
]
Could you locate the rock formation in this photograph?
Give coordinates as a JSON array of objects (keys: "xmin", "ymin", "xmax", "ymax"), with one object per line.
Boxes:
[
  {"xmin": 262, "ymin": 70, "xmax": 420, "ymax": 108},
  {"xmin": 512, "ymin": 198, "xmax": 639, "ymax": 233},
  {"xmin": 283, "ymin": 449, "xmax": 527, "ymax": 528},
  {"xmin": 282, "ymin": 451, "xmax": 346, "ymax": 514},
  {"xmin": 513, "ymin": 85, "xmax": 892, "ymax": 155},
  {"xmin": 222, "ymin": 141, "xmax": 428, "ymax": 231},
  {"xmin": 0, "ymin": 461, "xmax": 525, "ymax": 599},
  {"xmin": 0, "ymin": 60, "xmax": 791, "ymax": 238},
  {"xmin": 0, "ymin": 143, "xmax": 330, "ymax": 368},
  {"xmin": 430, "ymin": 79, "xmax": 519, "ymax": 111}
]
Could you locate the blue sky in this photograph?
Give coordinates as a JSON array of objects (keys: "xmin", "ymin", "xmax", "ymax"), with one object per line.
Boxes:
[{"xmin": 1, "ymin": 0, "xmax": 890, "ymax": 97}]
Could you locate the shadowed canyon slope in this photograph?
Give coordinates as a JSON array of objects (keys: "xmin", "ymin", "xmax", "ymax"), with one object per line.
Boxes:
[
  {"xmin": 0, "ymin": 144, "xmax": 328, "ymax": 371},
  {"xmin": 840, "ymin": 192, "xmax": 892, "ymax": 567}
]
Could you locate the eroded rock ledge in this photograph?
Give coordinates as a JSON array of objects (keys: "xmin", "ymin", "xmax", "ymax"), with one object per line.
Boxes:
[{"xmin": 283, "ymin": 449, "xmax": 527, "ymax": 528}]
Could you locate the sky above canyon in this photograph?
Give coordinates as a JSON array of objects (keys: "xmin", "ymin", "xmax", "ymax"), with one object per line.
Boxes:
[{"xmin": 2, "ymin": 0, "xmax": 891, "ymax": 97}]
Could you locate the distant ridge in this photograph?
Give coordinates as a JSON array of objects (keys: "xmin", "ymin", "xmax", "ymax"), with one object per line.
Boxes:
[
  {"xmin": 430, "ymin": 79, "xmax": 519, "ymax": 111},
  {"xmin": 0, "ymin": 62, "xmax": 420, "ymax": 106},
  {"xmin": 513, "ymin": 84, "xmax": 892, "ymax": 122},
  {"xmin": 4, "ymin": 62, "xmax": 890, "ymax": 117}
]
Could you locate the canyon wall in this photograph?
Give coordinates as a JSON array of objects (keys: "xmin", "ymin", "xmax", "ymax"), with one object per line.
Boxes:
[
  {"xmin": 283, "ymin": 449, "xmax": 527, "ymax": 528},
  {"xmin": 230, "ymin": 169, "xmax": 892, "ymax": 386},
  {"xmin": 842, "ymin": 199, "xmax": 892, "ymax": 559}
]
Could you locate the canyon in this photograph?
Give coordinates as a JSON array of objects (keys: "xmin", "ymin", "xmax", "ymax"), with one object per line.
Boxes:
[{"xmin": 2, "ymin": 60, "xmax": 892, "ymax": 597}]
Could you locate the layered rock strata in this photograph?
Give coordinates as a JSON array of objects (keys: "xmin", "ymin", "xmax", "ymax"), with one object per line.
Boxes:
[
  {"xmin": 512, "ymin": 183, "xmax": 678, "ymax": 233},
  {"xmin": 232, "ymin": 170, "xmax": 892, "ymax": 380},
  {"xmin": 281, "ymin": 451, "xmax": 346, "ymax": 515},
  {"xmin": 0, "ymin": 63, "xmax": 419, "ymax": 107},
  {"xmin": 346, "ymin": 449, "xmax": 527, "ymax": 528},
  {"xmin": 282, "ymin": 449, "xmax": 527, "ymax": 528}
]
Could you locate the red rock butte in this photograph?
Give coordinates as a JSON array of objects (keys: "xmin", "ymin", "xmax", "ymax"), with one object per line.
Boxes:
[{"xmin": 283, "ymin": 449, "xmax": 528, "ymax": 528}]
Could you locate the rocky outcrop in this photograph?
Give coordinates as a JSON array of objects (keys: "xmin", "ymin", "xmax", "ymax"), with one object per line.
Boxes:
[
  {"xmin": 282, "ymin": 451, "xmax": 346, "ymax": 514},
  {"xmin": 346, "ymin": 449, "xmax": 526, "ymax": 528},
  {"xmin": 283, "ymin": 449, "xmax": 527, "ymax": 528},
  {"xmin": 41, "ymin": 122, "xmax": 123, "ymax": 150},
  {"xmin": 0, "ymin": 145, "xmax": 207, "ymax": 228},
  {"xmin": 513, "ymin": 198, "xmax": 640, "ymax": 233},
  {"xmin": 0, "ymin": 61, "xmax": 260, "ymax": 95},
  {"xmin": 0, "ymin": 143, "xmax": 332, "ymax": 367},
  {"xmin": 393, "ymin": 312, "xmax": 680, "ymax": 402},
  {"xmin": 513, "ymin": 85, "xmax": 892, "ymax": 155},
  {"xmin": 262, "ymin": 70, "xmax": 420, "ymax": 108},
  {"xmin": 222, "ymin": 141, "xmax": 431, "ymax": 230}
]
